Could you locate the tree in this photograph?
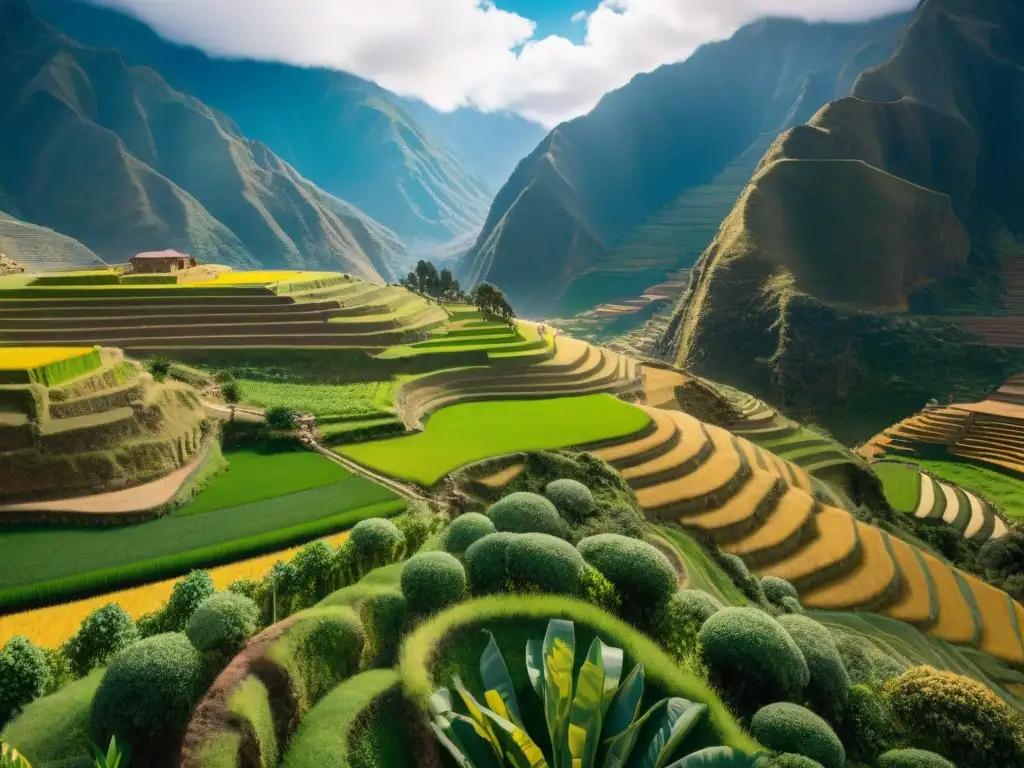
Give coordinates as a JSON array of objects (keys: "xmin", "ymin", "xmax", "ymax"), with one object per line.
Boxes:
[{"xmin": 470, "ymin": 282, "xmax": 516, "ymax": 326}]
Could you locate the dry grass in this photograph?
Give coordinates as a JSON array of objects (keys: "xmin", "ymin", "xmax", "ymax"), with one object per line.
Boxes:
[
  {"xmin": 193, "ymin": 270, "xmax": 309, "ymax": 286},
  {"xmin": 0, "ymin": 531, "xmax": 350, "ymax": 648},
  {"xmin": 725, "ymin": 485, "xmax": 815, "ymax": 557},
  {"xmin": 800, "ymin": 522, "xmax": 898, "ymax": 610},
  {"xmin": 758, "ymin": 507, "xmax": 859, "ymax": 584},
  {"xmin": 960, "ymin": 573, "xmax": 1024, "ymax": 665},
  {"xmin": 879, "ymin": 536, "xmax": 937, "ymax": 626},
  {"xmin": 919, "ymin": 552, "xmax": 981, "ymax": 646},
  {"xmin": 0, "ymin": 347, "xmax": 95, "ymax": 370}
]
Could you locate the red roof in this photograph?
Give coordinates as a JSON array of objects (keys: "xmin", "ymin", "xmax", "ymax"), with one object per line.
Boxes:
[{"xmin": 132, "ymin": 250, "xmax": 192, "ymax": 260}]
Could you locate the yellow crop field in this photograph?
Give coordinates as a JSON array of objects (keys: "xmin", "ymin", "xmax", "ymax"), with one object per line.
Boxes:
[
  {"xmin": 919, "ymin": 553, "xmax": 981, "ymax": 646},
  {"xmin": 725, "ymin": 485, "xmax": 815, "ymax": 557},
  {"xmin": 759, "ymin": 508, "xmax": 859, "ymax": 585},
  {"xmin": 635, "ymin": 424, "xmax": 740, "ymax": 507},
  {"xmin": 620, "ymin": 411, "xmax": 707, "ymax": 482},
  {"xmin": 879, "ymin": 536, "xmax": 937, "ymax": 625},
  {"xmin": 962, "ymin": 573, "xmax": 1024, "ymax": 664},
  {"xmin": 682, "ymin": 471, "xmax": 777, "ymax": 531},
  {"xmin": 192, "ymin": 270, "xmax": 312, "ymax": 286},
  {"xmin": 0, "ymin": 347, "xmax": 95, "ymax": 370},
  {"xmin": 800, "ymin": 523, "xmax": 898, "ymax": 610},
  {"xmin": 0, "ymin": 531, "xmax": 350, "ymax": 649},
  {"xmin": 592, "ymin": 407, "xmax": 675, "ymax": 465}
]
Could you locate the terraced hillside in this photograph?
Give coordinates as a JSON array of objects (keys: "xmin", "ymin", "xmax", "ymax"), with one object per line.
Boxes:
[
  {"xmin": 0, "ymin": 275, "xmax": 447, "ymax": 351},
  {"xmin": 0, "ymin": 212, "xmax": 104, "ymax": 272},
  {"xmin": 0, "ymin": 347, "xmax": 208, "ymax": 504}
]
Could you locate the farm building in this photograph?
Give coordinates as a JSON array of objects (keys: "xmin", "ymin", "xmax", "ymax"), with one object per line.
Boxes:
[{"xmin": 129, "ymin": 249, "xmax": 197, "ymax": 273}]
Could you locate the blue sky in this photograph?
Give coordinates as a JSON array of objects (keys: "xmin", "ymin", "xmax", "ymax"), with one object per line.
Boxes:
[{"xmin": 503, "ymin": 0, "xmax": 591, "ymax": 43}]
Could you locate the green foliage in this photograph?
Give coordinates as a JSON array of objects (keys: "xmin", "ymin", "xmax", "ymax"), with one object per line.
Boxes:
[
  {"xmin": 464, "ymin": 533, "xmax": 518, "ymax": 595},
  {"xmin": 761, "ymin": 577, "xmax": 799, "ymax": 606},
  {"xmin": 544, "ymin": 478, "xmax": 596, "ymax": 522},
  {"xmin": 775, "ymin": 615, "xmax": 850, "ymax": 716},
  {"xmin": 754, "ymin": 754, "xmax": 824, "ymax": 768},
  {"xmin": 226, "ymin": 675, "xmax": 278, "ymax": 768},
  {"xmin": 142, "ymin": 570, "xmax": 215, "ymax": 635},
  {"xmin": 580, "ymin": 566, "xmax": 621, "ymax": 614},
  {"xmin": 699, "ymin": 608, "xmax": 809, "ymax": 713},
  {"xmin": 428, "ymin": 617, "xmax": 750, "ymax": 768},
  {"xmin": 830, "ymin": 629, "xmax": 905, "ymax": 687},
  {"xmin": 876, "ymin": 748, "xmax": 956, "ymax": 768},
  {"xmin": 91, "ymin": 633, "xmax": 204, "ymax": 750},
  {"xmin": 359, "ymin": 592, "xmax": 408, "ymax": 668},
  {"xmin": 0, "ymin": 743, "xmax": 32, "ymax": 768},
  {"xmin": 62, "ymin": 604, "xmax": 140, "ymax": 678},
  {"xmin": 832, "ymin": 684, "xmax": 893, "ymax": 765},
  {"xmin": 577, "ymin": 533, "xmax": 678, "ymax": 617},
  {"xmin": 348, "ymin": 517, "xmax": 407, "ymax": 576},
  {"xmin": 505, "ymin": 533, "xmax": 586, "ymax": 596},
  {"xmin": 444, "ymin": 512, "xmax": 497, "ymax": 556},
  {"xmin": 236, "ymin": 379, "xmax": 396, "ymax": 419},
  {"xmin": 666, "ymin": 589, "xmax": 724, "ymax": 629},
  {"xmin": 220, "ymin": 380, "xmax": 241, "ymax": 403},
  {"xmin": 0, "ymin": 637, "xmax": 51, "ymax": 730},
  {"xmin": 401, "ymin": 552, "xmax": 467, "ymax": 616},
  {"xmin": 392, "ymin": 503, "xmax": 438, "ymax": 555},
  {"xmin": 145, "ymin": 356, "xmax": 172, "ymax": 378},
  {"xmin": 469, "ymin": 282, "xmax": 516, "ymax": 325},
  {"xmin": 884, "ymin": 665, "xmax": 1024, "ymax": 766},
  {"xmin": 750, "ymin": 703, "xmax": 844, "ymax": 768},
  {"xmin": 290, "ymin": 540, "xmax": 336, "ymax": 604},
  {"xmin": 90, "ymin": 735, "xmax": 130, "ymax": 768},
  {"xmin": 185, "ymin": 592, "xmax": 259, "ymax": 661},
  {"xmin": 715, "ymin": 553, "xmax": 768, "ymax": 607},
  {"xmin": 265, "ymin": 405, "xmax": 300, "ymax": 430},
  {"xmin": 779, "ymin": 597, "xmax": 804, "ymax": 615},
  {"xmin": 486, "ymin": 491, "xmax": 566, "ymax": 537}
]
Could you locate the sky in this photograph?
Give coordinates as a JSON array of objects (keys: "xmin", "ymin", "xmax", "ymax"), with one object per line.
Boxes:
[{"xmin": 85, "ymin": 0, "xmax": 918, "ymax": 127}]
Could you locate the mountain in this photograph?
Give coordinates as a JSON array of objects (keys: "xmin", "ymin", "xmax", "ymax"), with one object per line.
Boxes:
[
  {"xmin": 28, "ymin": 0, "xmax": 500, "ymax": 250},
  {"xmin": 660, "ymin": 0, "xmax": 1024, "ymax": 442},
  {"xmin": 0, "ymin": 0, "xmax": 408, "ymax": 279},
  {"xmin": 458, "ymin": 12, "xmax": 912, "ymax": 318}
]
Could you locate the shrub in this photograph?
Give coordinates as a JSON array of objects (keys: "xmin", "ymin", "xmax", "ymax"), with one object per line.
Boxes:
[
  {"xmin": 504, "ymin": 533, "xmax": 585, "ymax": 596},
  {"xmin": 186, "ymin": 592, "xmax": 259, "ymax": 661},
  {"xmin": 0, "ymin": 636, "xmax": 51, "ymax": 729},
  {"xmin": 755, "ymin": 755, "xmax": 825, "ymax": 768},
  {"xmin": 699, "ymin": 607, "xmax": 809, "ymax": 712},
  {"xmin": 221, "ymin": 380, "xmax": 241, "ymax": 403},
  {"xmin": 146, "ymin": 356, "xmax": 171, "ymax": 378},
  {"xmin": 91, "ymin": 633, "xmax": 204, "ymax": 750},
  {"xmin": 444, "ymin": 513, "xmax": 496, "ymax": 556},
  {"xmin": 360, "ymin": 592, "xmax": 408, "ymax": 668},
  {"xmin": 777, "ymin": 614, "xmax": 850, "ymax": 715},
  {"xmin": 148, "ymin": 570, "xmax": 215, "ymax": 634},
  {"xmin": 400, "ymin": 552, "xmax": 467, "ymax": 616},
  {"xmin": 666, "ymin": 589, "xmax": 723, "ymax": 628},
  {"xmin": 762, "ymin": 576, "xmax": 799, "ymax": 605},
  {"xmin": 63, "ymin": 603, "xmax": 139, "ymax": 677},
  {"xmin": 291, "ymin": 540, "xmax": 337, "ymax": 604},
  {"xmin": 751, "ymin": 702, "xmax": 845, "ymax": 768},
  {"xmin": 650, "ymin": 590, "xmax": 720, "ymax": 668},
  {"xmin": 577, "ymin": 533, "xmax": 677, "ymax": 617},
  {"xmin": 464, "ymin": 533, "xmax": 517, "ymax": 595},
  {"xmin": 227, "ymin": 578, "xmax": 260, "ymax": 600},
  {"xmin": 266, "ymin": 406, "xmax": 300, "ymax": 430},
  {"xmin": 486, "ymin": 491, "xmax": 566, "ymax": 537},
  {"xmin": 833, "ymin": 683, "xmax": 893, "ymax": 764},
  {"xmin": 717, "ymin": 552, "xmax": 768, "ymax": 605},
  {"xmin": 392, "ymin": 503, "xmax": 437, "ymax": 555},
  {"xmin": 348, "ymin": 517, "xmax": 406, "ymax": 576},
  {"xmin": 884, "ymin": 665, "xmax": 1024, "ymax": 766},
  {"xmin": 830, "ymin": 629, "xmax": 904, "ymax": 686},
  {"xmin": 877, "ymin": 748, "xmax": 956, "ymax": 768},
  {"xmin": 780, "ymin": 596, "xmax": 804, "ymax": 614},
  {"xmin": 543, "ymin": 478, "xmax": 595, "ymax": 521},
  {"xmin": 580, "ymin": 565, "xmax": 620, "ymax": 614}
]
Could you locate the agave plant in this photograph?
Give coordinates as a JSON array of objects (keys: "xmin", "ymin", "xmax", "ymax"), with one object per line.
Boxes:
[
  {"xmin": 91, "ymin": 736, "xmax": 129, "ymax": 768},
  {"xmin": 428, "ymin": 619, "xmax": 754, "ymax": 768},
  {"xmin": 0, "ymin": 744, "xmax": 31, "ymax": 768}
]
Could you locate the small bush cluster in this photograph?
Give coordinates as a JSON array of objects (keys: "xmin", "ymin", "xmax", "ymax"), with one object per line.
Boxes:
[
  {"xmin": 464, "ymin": 532, "xmax": 586, "ymax": 597},
  {"xmin": 715, "ymin": 552, "xmax": 769, "ymax": 606},
  {"xmin": 755, "ymin": 754, "xmax": 826, "ymax": 768},
  {"xmin": 762, "ymin": 576, "xmax": 799, "ymax": 605},
  {"xmin": 138, "ymin": 570, "xmax": 216, "ymax": 635},
  {"xmin": 485, "ymin": 492, "xmax": 566, "ymax": 537},
  {"xmin": 400, "ymin": 552, "xmax": 466, "ymax": 615},
  {"xmin": 832, "ymin": 683, "xmax": 893, "ymax": 765},
  {"xmin": 186, "ymin": 592, "xmax": 259, "ymax": 664},
  {"xmin": 0, "ymin": 636, "xmax": 51, "ymax": 729},
  {"xmin": 876, "ymin": 748, "xmax": 956, "ymax": 768},
  {"xmin": 63, "ymin": 603, "xmax": 139, "ymax": 677},
  {"xmin": 444, "ymin": 512, "xmax": 496, "ymax": 556},
  {"xmin": 776, "ymin": 614, "xmax": 850, "ymax": 716},
  {"xmin": 544, "ymin": 478, "xmax": 595, "ymax": 521},
  {"xmin": 344, "ymin": 518, "xmax": 407, "ymax": 578},
  {"xmin": 750, "ymin": 702, "xmax": 845, "ymax": 768},
  {"xmin": 359, "ymin": 591, "xmax": 408, "ymax": 668},
  {"xmin": 577, "ymin": 533, "xmax": 677, "ymax": 619}
]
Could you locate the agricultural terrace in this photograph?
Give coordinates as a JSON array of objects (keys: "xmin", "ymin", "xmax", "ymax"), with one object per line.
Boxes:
[
  {"xmin": 887, "ymin": 456, "xmax": 1024, "ymax": 520},
  {"xmin": 235, "ymin": 379, "xmax": 398, "ymax": 419},
  {"xmin": 340, "ymin": 394, "xmax": 651, "ymax": 486},
  {"xmin": 0, "ymin": 448, "xmax": 403, "ymax": 611},
  {"xmin": 0, "ymin": 346, "xmax": 101, "ymax": 386}
]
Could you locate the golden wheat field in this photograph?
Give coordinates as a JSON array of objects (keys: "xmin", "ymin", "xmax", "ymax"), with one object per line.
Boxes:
[
  {"xmin": 962, "ymin": 573, "xmax": 1024, "ymax": 664},
  {"xmin": 759, "ymin": 508, "xmax": 859, "ymax": 585},
  {"xmin": 681, "ymin": 471, "xmax": 777, "ymax": 531},
  {"xmin": 194, "ymin": 270, "xmax": 309, "ymax": 286},
  {"xmin": 0, "ymin": 531, "xmax": 350, "ymax": 648},
  {"xmin": 920, "ymin": 553, "xmax": 980, "ymax": 646},
  {"xmin": 879, "ymin": 536, "xmax": 937, "ymax": 625},
  {"xmin": 800, "ymin": 523, "xmax": 897, "ymax": 610},
  {"xmin": 0, "ymin": 346, "xmax": 94, "ymax": 370},
  {"xmin": 724, "ymin": 486, "xmax": 815, "ymax": 557}
]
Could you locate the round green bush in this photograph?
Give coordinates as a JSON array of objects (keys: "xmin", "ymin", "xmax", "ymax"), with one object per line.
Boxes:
[
  {"xmin": 777, "ymin": 614, "xmax": 850, "ymax": 714},
  {"xmin": 666, "ymin": 589, "xmax": 723, "ymax": 629},
  {"xmin": 349, "ymin": 518, "xmax": 407, "ymax": 571},
  {"xmin": 762, "ymin": 576, "xmax": 799, "ymax": 604},
  {"xmin": 504, "ymin": 533, "xmax": 585, "ymax": 596},
  {"xmin": 755, "ymin": 755, "xmax": 825, "ymax": 768},
  {"xmin": 156, "ymin": 570, "xmax": 216, "ymax": 633},
  {"xmin": 577, "ymin": 534, "xmax": 677, "ymax": 612},
  {"xmin": 91, "ymin": 633, "xmax": 204, "ymax": 748},
  {"xmin": 360, "ymin": 591, "xmax": 408, "ymax": 667},
  {"xmin": 444, "ymin": 513, "xmax": 497, "ymax": 555},
  {"xmin": 185, "ymin": 592, "xmax": 259, "ymax": 658},
  {"xmin": 717, "ymin": 552, "xmax": 768, "ymax": 604},
  {"xmin": 780, "ymin": 596, "xmax": 804, "ymax": 614},
  {"xmin": 544, "ymin": 478, "xmax": 596, "ymax": 521},
  {"xmin": 884, "ymin": 665, "xmax": 1024, "ymax": 766},
  {"xmin": 486, "ymin": 492, "xmax": 565, "ymax": 537},
  {"xmin": 0, "ymin": 636, "xmax": 51, "ymax": 728},
  {"xmin": 401, "ymin": 552, "xmax": 467, "ymax": 615},
  {"xmin": 464, "ymin": 533, "xmax": 517, "ymax": 595},
  {"xmin": 751, "ymin": 702, "xmax": 845, "ymax": 768},
  {"xmin": 63, "ymin": 603, "xmax": 139, "ymax": 677},
  {"xmin": 699, "ymin": 607, "xmax": 809, "ymax": 711},
  {"xmin": 877, "ymin": 748, "xmax": 956, "ymax": 768},
  {"xmin": 833, "ymin": 683, "xmax": 894, "ymax": 765}
]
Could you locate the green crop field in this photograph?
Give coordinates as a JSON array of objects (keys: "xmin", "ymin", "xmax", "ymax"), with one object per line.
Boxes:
[
  {"xmin": 873, "ymin": 461, "xmax": 923, "ymax": 513},
  {"xmin": 175, "ymin": 448, "xmax": 353, "ymax": 516},
  {"xmin": 339, "ymin": 394, "xmax": 650, "ymax": 486},
  {"xmin": 889, "ymin": 456, "xmax": 1024, "ymax": 519},
  {"xmin": 0, "ymin": 455, "xmax": 403, "ymax": 609},
  {"xmin": 236, "ymin": 379, "xmax": 397, "ymax": 418}
]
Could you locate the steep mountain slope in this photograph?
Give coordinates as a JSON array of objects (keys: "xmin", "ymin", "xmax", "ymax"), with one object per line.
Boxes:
[
  {"xmin": 0, "ymin": 0, "xmax": 404, "ymax": 278},
  {"xmin": 0, "ymin": 211, "xmax": 104, "ymax": 271},
  {"xmin": 29, "ymin": 0, "xmax": 496, "ymax": 249},
  {"xmin": 459, "ymin": 13, "xmax": 911, "ymax": 317},
  {"xmin": 660, "ymin": 0, "xmax": 1024, "ymax": 442}
]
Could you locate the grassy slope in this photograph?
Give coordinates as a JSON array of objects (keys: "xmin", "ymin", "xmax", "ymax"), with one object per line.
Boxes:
[
  {"xmin": 888, "ymin": 456, "xmax": 1024, "ymax": 519},
  {"xmin": 656, "ymin": 526, "xmax": 751, "ymax": 606},
  {"xmin": 177, "ymin": 448, "xmax": 352, "ymax": 516},
  {"xmin": 340, "ymin": 394, "xmax": 650, "ymax": 485},
  {"xmin": 873, "ymin": 461, "xmax": 923, "ymax": 513},
  {"xmin": 236, "ymin": 380, "xmax": 397, "ymax": 419}
]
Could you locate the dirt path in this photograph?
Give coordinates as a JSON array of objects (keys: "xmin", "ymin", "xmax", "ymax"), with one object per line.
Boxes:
[{"xmin": 312, "ymin": 442, "xmax": 426, "ymax": 503}]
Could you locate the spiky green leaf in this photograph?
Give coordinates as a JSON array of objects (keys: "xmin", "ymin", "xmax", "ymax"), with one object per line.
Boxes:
[
  {"xmin": 568, "ymin": 638, "xmax": 612, "ymax": 768},
  {"xmin": 661, "ymin": 746, "xmax": 753, "ymax": 767},
  {"xmin": 602, "ymin": 697, "xmax": 670, "ymax": 768},
  {"xmin": 635, "ymin": 698, "xmax": 708, "ymax": 768},
  {"xmin": 542, "ymin": 619, "xmax": 576, "ymax": 768},
  {"xmin": 481, "ymin": 631, "xmax": 524, "ymax": 727},
  {"xmin": 479, "ymin": 705, "xmax": 551, "ymax": 768},
  {"xmin": 526, "ymin": 637, "xmax": 544, "ymax": 699},
  {"xmin": 602, "ymin": 663, "xmax": 645, "ymax": 745}
]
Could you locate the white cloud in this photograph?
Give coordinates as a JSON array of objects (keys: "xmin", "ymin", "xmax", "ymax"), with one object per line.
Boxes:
[
  {"xmin": 85, "ymin": 0, "xmax": 917, "ymax": 127},
  {"xmin": 571, "ymin": 10, "xmax": 588, "ymax": 22}
]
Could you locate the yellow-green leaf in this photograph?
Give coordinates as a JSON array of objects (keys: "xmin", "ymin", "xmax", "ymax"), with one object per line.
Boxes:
[
  {"xmin": 481, "ymin": 631, "xmax": 525, "ymax": 727},
  {"xmin": 569, "ymin": 638, "xmax": 611, "ymax": 768},
  {"xmin": 637, "ymin": 698, "xmax": 708, "ymax": 768},
  {"xmin": 542, "ymin": 619, "xmax": 576, "ymax": 768},
  {"xmin": 480, "ymin": 702, "xmax": 551, "ymax": 768}
]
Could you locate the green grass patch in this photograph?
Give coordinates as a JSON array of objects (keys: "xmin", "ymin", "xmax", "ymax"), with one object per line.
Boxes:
[
  {"xmin": 235, "ymin": 378, "xmax": 396, "ymax": 418},
  {"xmin": 340, "ymin": 394, "xmax": 650, "ymax": 486},
  {"xmin": 873, "ymin": 462, "xmax": 922, "ymax": 513},
  {"xmin": 887, "ymin": 456, "xmax": 1024, "ymax": 519},
  {"xmin": 2, "ymin": 667, "xmax": 104, "ymax": 765},
  {"xmin": 0, "ymin": 473, "xmax": 403, "ymax": 610},
  {"xmin": 175, "ymin": 448, "xmax": 351, "ymax": 516},
  {"xmin": 657, "ymin": 526, "xmax": 750, "ymax": 606}
]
